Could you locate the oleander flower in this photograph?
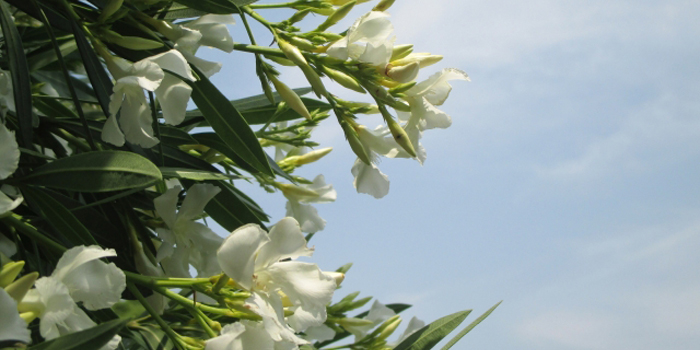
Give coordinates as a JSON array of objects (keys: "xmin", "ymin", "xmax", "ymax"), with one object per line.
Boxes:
[
  {"xmin": 0, "ymin": 122, "xmax": 22, "ymax": 215},
  {"xmin": 278, "ymin": 175, "xmax": 337, "ymax": 233},
  {"xmin": 154, "ymin": 183, "xmax": 222, "ymax": 278},
  {"xmin": 327, "ymin": 11, "xmax": 395, "ymax": 67},
  {"xmin": 0, "ymin": 288, "xmax": 31, "ymax": 345},
  {"xmin": 19, "ymin": 246, "xmax": 125, "ymax": 348},
  {"xmin": 217, "ymin": 218, "xmax": 337, "ymax": 334},
  {"xmin": 401, "ymin": 68, "xmax": 470, "ymax": 132},
  {"xmin": 102, "ymin": 50, "xmax": 195, "ymax": 147},
  {"xmin": 206, "ymin": 319, "xmax": 305, "ymax": 350}
]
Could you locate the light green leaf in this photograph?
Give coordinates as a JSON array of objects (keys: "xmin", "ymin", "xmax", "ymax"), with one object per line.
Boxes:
[
  {"xmin": 441, "ymin": 301, "xmax": 502, "ymax": 349},
  {"xmin": 22, "ymin": 186, "xmax": 98, "ymax": 247},
  {"xmin": 160, "ymin": 167, "xmax": 236, "ymax": 181},
  {"xmin": 188, "ymin": 70, "xmax": 272, "ymax": 176},
  {"xmin": 28, "ymin": 318, "xmax": 127, "ymax": 350},
  {"xmin": 394, "ymin": 310, "xmax": 472, "ymax": 350},
  {"xmin": 20, "ymin": 151, "xmax": 162, "ymax": 192}
]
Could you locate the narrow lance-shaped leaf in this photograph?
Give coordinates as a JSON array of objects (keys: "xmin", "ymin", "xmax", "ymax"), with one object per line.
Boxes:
[
  {"xmin": 0, "ymin": 0, "xmax": 33, "ymax": 147},
  {"xmin": 19, "ymin": 151, "xmax": 162, "ymax": 192},
  {"xmin": 28, "ymin": 318, "xmax": 127, "ymax": 350},
  {"xmin": 394, "ymin": 310, "xmax": 472, "ymax": 350},
  {"xmin": 172, "ymin": 0, "xmax": 258, "ymax": 14},
  {"xmin": 21, "ymin": 186, "xmax": 98, "ymax": 247},
  {"xmin": 441, "ymin": 302, "xmax": 502, "ymax": 350},
  {"xmin": 71, "ymin": 19, "xmax": 114, "ymax": 118},
  {"xmin": 187, "ymin": 68, "xmax": 273, "ymax": 176}
]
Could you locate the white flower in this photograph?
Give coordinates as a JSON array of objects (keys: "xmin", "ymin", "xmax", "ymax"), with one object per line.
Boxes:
[
  {"xmin": 102, "ymin": 50, "xmax": 195, "ymax": 147},
  {"xmin": 217, "ymin": 218, "xmax": 337, "ymax": 334},
  {"xmin": 0, "ymin": 288, "xmax": 30, "ymax": 345},
  {"xmin": 0, "ymin": 69, "xmax": 15, "ymax": 114},
  {"xmin": 206, "ymin": 320, "xmax": 302, "ymax": 350},
  {"xmin": 402, "ymin": 68, "xmax": 470, "ymax": 132},
  {"xmin": 162, "ymin": 15, "xmax": 235, "ymax": 77},
  {"xmin": 350, "ymin": 124, "xmax": 414, "ymax": 199},
  {"xmin": 0, "ymin": 122, "xmax": 22, "ymax": 215},
  {"xmin": 154, "ymin": 183, "xmax": 222, "ymax": 278},
  {"xmin": 327, "ymin": 11, "xmax": 395, "ymax": 67},
  {"xmin": 280, "ymin": 175, "xmax": 337, "ymax": 233},
  {"xmin": 19, "ymin": 246, "xmax": 125, "ymax": 348}
]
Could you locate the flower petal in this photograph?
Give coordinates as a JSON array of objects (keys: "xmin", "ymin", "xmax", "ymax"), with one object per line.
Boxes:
[
  {"xmin": 256, "ymin": 217, "xmax": 313, "ymax": 269},
  {"xmin": 408, "ymin": 68, "xmax": 469, "ymax": 106},
  {"xmin": 128, "ymin": 60, "xmax": 164, "ymax": 92},
  {"xmin": 0, "ymin": 188, "xmax": 23, "ymax": 216},
  {"xmin": 178, "ymin": 183, "xmax": 221, "ymax": 223},
  {"xmin": 101, "ymin": 114, "xmax": 125, "ymax": 146},
  {"xmin": 155, "ymin": 74, "xmax": 192, "ymax": 126},
  {"xmin": 147, "ymin": 50, "xmax": 196, "ymax": 81},
  {"xmin": 246, "ymin": 292, "xmax": 308, "ymax": 346},
  {"xmin": 154, "ymin": 186, "xmax": 181, "ymax": 230},
  {"xmin": 217, "ymin": 224, "xmax": 270, "ymax": 290},
  {"xmin": 285, "ymin": 200, "xmax": 325, "ymax": 233},
  {"xmin": 351, "ymin": 159, "xmax": 389, "ymax": 199},
  {"xmin": 0, "ymin": 123, "xmax": 19, "ymax": 179},
  {"xmin": 0, "ymin": 288, "xmax": 30, "ymax": 344},
  {"xmin": 119, "ymin": 94, "xmax": 159, "ymax": 148},
  {"xmin": 206, "ymin": 323, "xmax": 245, "ymax": 350}
]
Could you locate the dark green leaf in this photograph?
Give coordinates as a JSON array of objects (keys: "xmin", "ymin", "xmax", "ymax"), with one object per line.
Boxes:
[
  {"xmin": 159, "ymin": 125, "xmax": 197, "ymax": 146},
  {"xmin": 160, "ymin": 167, "xmax": 236, "ymax": 181},
  {"xmin": 316, "ymin": 303, "xmax": 412, "ymax": 348},
  {"xmin": 22, "ymin": 186, "xmax": 98, "ymax": 247},
  {"xmin": 5, "ymin": 0, "xmax": 72, "ymax": 32},
  {"xmin": 26, "ymin": 39, "xmax": 77, "ymax": 72},
  {"xmin": 188, "ymin": 70, "xmax": 272, "ymax": 176},
  {"xmin": 267, "ymin": 153, "xmax": 295, "ymax": 183},
  {"xmin": 441, "ymin": 302, "xmax": 502, "ymax": 350},
  {"xmin": 71, "ymin": 19, "xmax": 114, "ymax": 118},
  {"xmin": 29, "ymin": 318, "xmax": 127, "ymax": 350},
  {"xmin": 394, "ymin": 310, "xmax": 472, "ymax": 350},
  {"xmin": 193, "ymin": 132, "xmax": 259, "ymax": 174},
  {"xmin": 20, "ymin": 151, "xmax": 162, "ymax": 192},
  {"xmin": 170, "ymin": 0, "xmax": 258, "ymax": 14},
  {"xmin": 0, "ymin": 0, "xmax": 33, "ymax": 147}
]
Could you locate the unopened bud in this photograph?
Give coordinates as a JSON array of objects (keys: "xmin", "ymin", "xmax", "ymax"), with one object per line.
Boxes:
[
  {"xmin": 322, "ymin": 66, "xmax": 366, "ymax": 93},
  {"xmin": 392, "ymin": 53, "xmax": 443, "ymax": 68},
  {"xmin": 391, "ymin": 44, "xmax": 414, "ymax": 61},
  {"xmin": 0, "ymin": 261, "xmax": 24, "ymax": 288},
  {"xmin": 5, "ymin": 272, "xmax": 38, "ymax": 303},
  {"xmin": 377, "ymin": 315, "xmax": 402, "ymax": 341},
  {"xmin": 97, "ymin": 0, "xmax": 123, "ymax": 23},
  {"xmin": 300, "ymin": 65, "xmax": 328, "ymax": 98},
  {"xmin": 269, "ymin": 75, "xmax": 312, "ymax": 120},
  {"xmin": 386, "ymin": 62, "xmax": 420, "ymax": 83},
  {"xmin": 384, "ymin": 114, "xmax": 417, "ymax": 157},
  {"xmin": 278, "ymin": 183, "xmax": 320, "ymax": 198},
  {"xmin": 279, "ymin": 39, "xmax": 308, "ymax": 67},
  {"xmin": 315, "ymin": 1, "xmax": 356, "ymax": 32},
  {"xmin": 266, "ymin": 55, "xmax": 296, "ymax": 66},
  {"xmin": 338, "ymin": 317, "xmax": 375, "ymax": 328},
  {"xmin": 340, "ymin": 120, "xmax": 372, "ymax": 165},
  {"xmin": 289, "ymin": 147, "xmax": 333, "ymax": 166},
  {"xmin": 325, "ymin": 271, "xmax": 345, "ymax": 287},
  {"xmin": 289, "ymin": 8, "xmax": 312, "ymax": 24},
  {"xmin": 308, "ymin": 7, "xmax": 335, "ymax": 16},
  {"xmin": 372, "ymin": 0, "xmax": 395, "ymax": 11},
  {"xmin": 285, "ymin": 35, "xmax": 319, "ymax": 52},
  {"xmin": 20, "ymin": 310, "xmax": 39, "ymax": 324}
]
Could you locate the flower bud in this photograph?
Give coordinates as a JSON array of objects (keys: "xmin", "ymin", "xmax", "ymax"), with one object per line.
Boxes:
[
  {"xmin": 289, "ymin": 8, "xmax": 312, "ymax": 24},
  {"xmin": 338, "ymin": 317, "xmax": 375, "ymax": 328},
  {"xmin": 386, "ymin": 62, "xmax": 420, "ymax": 83},
  {"xmin": 279, "ymin": 39, "xmax": 309, "ymax": 67},
  {"xmin": 266, "ymin": 55, "xmax": 296, "ymax": 66},
  {"xmin": 376, "ymin": 315, "xmax": 402, "ymax": 341},
  {"xmin": 391, "ymin": 53, "xmax": 444, "ymax": 68},
  {"xmin": 340, "ymin": 120, "xmax": 372, "ymax": 165},
  {"xmin": 384, "ymin": 114, "xmax": 417, "ymax": 157},
  {"xmin": 391, "ymin": 44, "xmax": 414, "ymax": 61},
  {"xmin": 372, "ymin": 0, "xmax": 395, "ymax": 11},
  {"xmin": 315, "ymin": 1, "xmax": 356, "ymax": 32},
  {"xmin": 301, "ymin": 65, "xmax": 328, "ymax": 98},
  {"xmin": 322, "ymin": 66, "xmax": 366, "ymax": 93},
  {"xmin": 285, "ymin": 147, "xmax": 333, "ymax": 166},
  {"xmin": 4, "ymin": 272, "xmax": 38, "ymax": 303},
  {"xmin": 278, "ymin": 183, "xmax": 320, "ymax": 198},
  {"xmin": 269, "ymin": 75, "xmax": 312, "ymax": 120},
  {"xmin": 97, "ymin": 0, "xmax": 123, "ymax": 23},
  {"xmin": 0, "ymin": 261, "xmax": 24, "ymax": 288},
  {"xmin": 325, "ymin": 271, "xmax": 345, "ymax": 287}
]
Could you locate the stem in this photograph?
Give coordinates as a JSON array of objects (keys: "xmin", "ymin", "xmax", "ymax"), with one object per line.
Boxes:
[
  {"xmin": 240, "ymin": 6, "xmax": 276, "ymax": 33},
  {"xmin": 4, "ymin": 215, "xmax": 66, "ymax": 253},
  {"xmin": 127, "ymin": 283, "xmax": 188, "ymax": 350},
  {"xmin": 124, "ymin": 271, "xmax": 210, "ymax": 288},
  {"xmin": 249, "ymin": 1, "xmax": 303, "ymax": 9},
  {"xmin": 232, "ymin": 43, "xmax": 286, "ymax": 58}
]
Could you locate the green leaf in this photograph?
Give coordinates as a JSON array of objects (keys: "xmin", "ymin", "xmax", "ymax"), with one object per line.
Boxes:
[
  {"xmin": 0, "ymin": 0, "xmax": 33, "ymax": 147},
  {"xmin": 26, "ymin": 39, "xmax": 77, "ymax": 72},
  {"xmin": 172, "ymin": 0, "xmax": 244, "ymax": 14},
  {"xmin": 188, "ymin": 70, "xmax": 272, "ymax": 176},
  {"xmin": 71, "ymin": 19, "xmax": 114, "ymax": 118},
  {"xmin": 20, "ymin": 151, "xmax": 162, "ymax": 192},
  {"xmin": 29, "ymin": 318, "xmax": 127, "ymax": 350},
  {"xmin": 394, "ymin": 310, "xmax": 472, "ymax": 350},
  {"xmin": 159, "ymin": 125, "xmax": 197, "ymax": 146},
  {"xmin": 193, "ymin": 132, "xmax": 259, "ymax": 174},
  {"xmin": 22, "ymin": 186, "xmax": 98, "ymax": 247},
  {"xmin": 160, "ymin": 167, "xmax": 236, "ymax": 181},
  {"xmin": 441, "ymin": 302, "xmax": 502, "ymax": 350}
]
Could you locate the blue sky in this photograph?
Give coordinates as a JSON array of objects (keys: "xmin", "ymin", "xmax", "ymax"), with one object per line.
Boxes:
[{"xmin": 205, "ymin": 1, "xmax": 700, "ymax": 348}]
